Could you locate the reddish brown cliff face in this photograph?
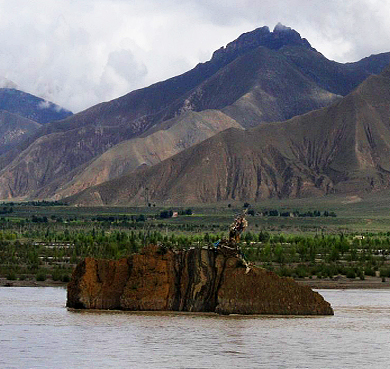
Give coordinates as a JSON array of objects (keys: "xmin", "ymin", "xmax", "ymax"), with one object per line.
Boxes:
[{"xmin": 67, "ymin": 245, "xmax": 333, "ymax": 315}]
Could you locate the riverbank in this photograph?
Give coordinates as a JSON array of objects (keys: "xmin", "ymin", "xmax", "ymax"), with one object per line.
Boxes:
[
  {"xmin": 2, "ymin": 275, "xmax": 390, "ymax": 289},
  {"xmin": 296, "ymin": 275, "xmax": 390, "ymax": 289},
  {"xmin": 0, "ymin": 277, "xmax": 67, "ymax": 288}
]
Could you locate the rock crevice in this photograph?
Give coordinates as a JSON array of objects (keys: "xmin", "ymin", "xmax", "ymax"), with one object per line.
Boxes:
[{"xmin": 67, "ymin": 245, "xmax": 333, "ymax": 315}]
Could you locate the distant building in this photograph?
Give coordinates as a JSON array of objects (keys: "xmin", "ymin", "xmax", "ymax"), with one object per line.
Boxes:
[{"xmin": 353, "ymin": 235, "xmax": 365, "ymax": 240}]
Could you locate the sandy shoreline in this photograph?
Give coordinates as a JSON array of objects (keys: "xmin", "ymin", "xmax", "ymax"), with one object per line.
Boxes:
[
  {"xmin": 1, "ymin": 276, "xmax": 390, "ymax": 289},
  {"xmin": 0, "ymin": 278, "xmax": 67, "ymax": 288},
  {"xmin": 296, "ymin": 276, "xmax": 390, "ymax": 289}
]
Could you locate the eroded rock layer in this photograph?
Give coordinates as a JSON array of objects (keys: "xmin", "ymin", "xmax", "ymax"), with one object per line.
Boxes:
[{"xmin": 67, "ymin": 245, "xmax": 333, "ymax": 315}]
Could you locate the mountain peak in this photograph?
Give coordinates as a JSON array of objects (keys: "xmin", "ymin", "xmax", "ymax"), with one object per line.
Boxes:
[
  {"xmin": 211, "ymin": 24, "xmax": 315, "ymax": 63},
  {"xmin": 273, "ymin": 22, "xmax": 290, "ymax": 32}
]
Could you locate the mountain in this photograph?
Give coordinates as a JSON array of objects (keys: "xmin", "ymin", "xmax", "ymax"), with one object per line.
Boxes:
[
  {"xmin": 0, "ymin": 110, "xmax": 41, "ymax": 155},
  {"xmin": 36, "ymin": 110, "xmax": 242, "ymax": 199},
  {"xmin": 0, "ymin": 87, "xmax": 72, "ymax": 157},
  {"xmin": 0, "ymin": 24, "xmax": 389, "ymax": 201},
  {"xmin": 66, "ymin": 64, "xmax": 390, "ymax": 205},
  {"xmin": 0, "ymin": 88, "xmax": 72, "ymax": 124}
]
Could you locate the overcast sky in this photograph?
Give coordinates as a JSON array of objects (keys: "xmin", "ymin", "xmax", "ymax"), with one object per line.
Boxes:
[{"xmin": 0, "ymin": 0, "xmax": 389, "ymax": 113}]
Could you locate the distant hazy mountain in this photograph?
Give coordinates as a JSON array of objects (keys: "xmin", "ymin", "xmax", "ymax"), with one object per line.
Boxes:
[
  {"xmin": 0, "ymin": 88, "xmax": 72, "ymax": 124},
  {"xmin": 0, "ymin": 24, "xmax": 389, "ymax": 201},
  {"xmin": 65, "ymin": 64, "xmax": 390, "ymax": 205}
]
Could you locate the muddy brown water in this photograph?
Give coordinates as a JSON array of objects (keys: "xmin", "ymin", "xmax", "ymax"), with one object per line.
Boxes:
[{"xmin": 0, "ymin": 288, "xmax": 389, "ymax": 368}]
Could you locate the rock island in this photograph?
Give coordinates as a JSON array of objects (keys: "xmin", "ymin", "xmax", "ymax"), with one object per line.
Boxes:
[{"xmin": 67, "ymin": 245, "xmax": 333, "ymax": 315}]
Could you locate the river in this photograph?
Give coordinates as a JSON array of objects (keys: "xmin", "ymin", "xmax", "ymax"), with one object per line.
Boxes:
[{"xmin": 0, "ymin": 288, "xmax": 389, "ymax": 368}]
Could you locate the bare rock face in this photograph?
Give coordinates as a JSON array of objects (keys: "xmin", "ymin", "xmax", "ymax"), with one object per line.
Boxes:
[{"xmin": 67, "ymin": 245, "xmax": 333, "ymax": 315}]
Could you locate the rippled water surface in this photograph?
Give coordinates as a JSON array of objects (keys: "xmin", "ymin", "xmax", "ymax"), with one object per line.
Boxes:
[{"xmin": 0, "ymin": 288, "xmax": 390, "ymax": 368}]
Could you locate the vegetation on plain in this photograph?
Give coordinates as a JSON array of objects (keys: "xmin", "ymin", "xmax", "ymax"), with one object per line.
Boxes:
[{"xmin": 1, "ymin": 199, "xmax": 390, "ymax": 283}]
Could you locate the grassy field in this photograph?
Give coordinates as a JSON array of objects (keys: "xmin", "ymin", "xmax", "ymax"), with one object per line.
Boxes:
[{"xmin": 3, "ymin": 192, "xmax": 390, "ymax": 232}]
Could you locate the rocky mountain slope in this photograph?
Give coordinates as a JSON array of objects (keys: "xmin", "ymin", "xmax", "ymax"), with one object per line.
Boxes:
[
  {"xmin": 37, "ymin": 110, "xmax": 242, "ymax": 199},
  {"xmin": 0, "ymin": 110, "xmax": 41, "ymax": 155},
  {"xmin": 66, "ymin": 64, "xmax": 390, "ymax": 205},
  {"xmin": 0, "ymin": 25, "xmax": 389, "ymax": 200}
]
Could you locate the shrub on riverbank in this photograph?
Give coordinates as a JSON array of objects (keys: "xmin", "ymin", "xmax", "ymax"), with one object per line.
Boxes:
[
  {"xmin": 36, "ymin": 271, "xmax": 47, "ymax": 281},
  {"xmin": 6, "ymin": 271, "xmax": 16, "ymax": 280}
]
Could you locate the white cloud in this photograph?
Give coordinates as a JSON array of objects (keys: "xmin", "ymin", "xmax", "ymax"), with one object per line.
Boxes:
[
  {"xmin": 37, "ymin": 100, "xmax": 51, "ymax": 110},
  {"xmin": 98, "ymin": 48, "xmax": 148, "ymax": 100},
  {"xmin": 0, "ymin": 0, "xmax": 388, "ymax": 113}
]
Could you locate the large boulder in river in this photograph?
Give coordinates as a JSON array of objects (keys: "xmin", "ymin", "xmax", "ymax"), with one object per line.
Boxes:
[{"xmin": 67, "ymin": 245, "xmax": 333, "ymax": 315}]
